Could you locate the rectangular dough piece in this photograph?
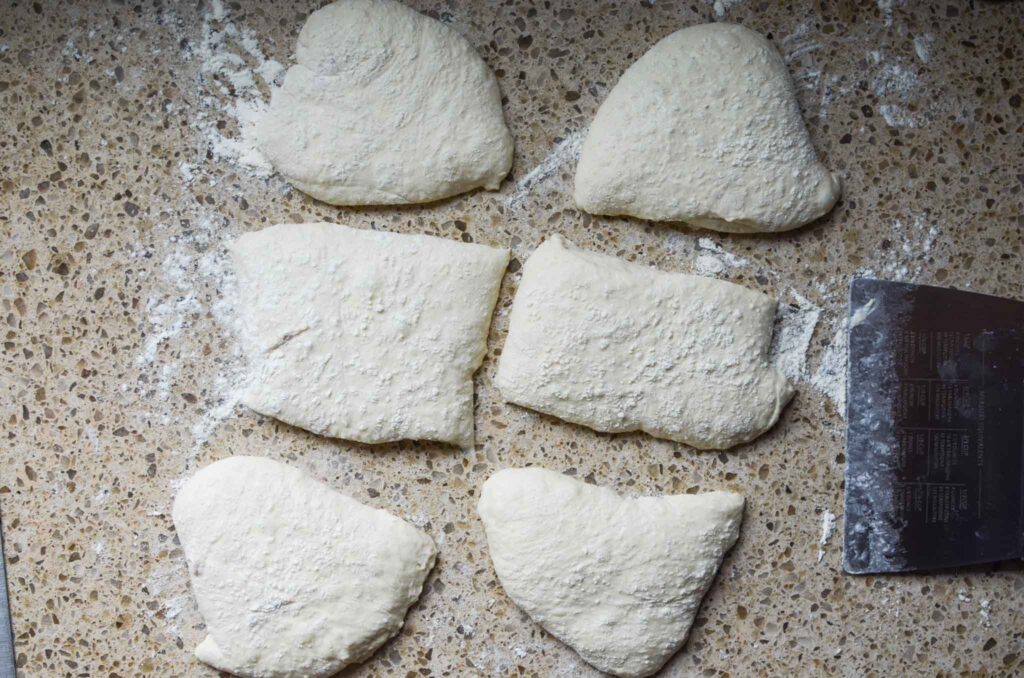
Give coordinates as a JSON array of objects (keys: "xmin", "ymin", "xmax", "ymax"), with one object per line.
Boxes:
[
  {"xmin": 231, "ymin": 223, "xmax": 509, "ymax": 447},
  {"xmin": 495, "ymin": 234, "xmax": 792, "ymax": 449}
]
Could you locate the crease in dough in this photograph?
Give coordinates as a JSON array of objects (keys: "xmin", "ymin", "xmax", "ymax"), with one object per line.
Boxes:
[
  {"xmin": 574, "ymin": 22, "xmax": 841, "ymax": 232},
  {"xmin": 478, "ymin": 467, "xmax": 744, "ymax": 677},
  {"xmin": 231, "ymin": 223, "xmax": 509, "ymax": 447},
  {"xmin": 495, "ymin": 234, "xmax": 793, "ymax": 449}
]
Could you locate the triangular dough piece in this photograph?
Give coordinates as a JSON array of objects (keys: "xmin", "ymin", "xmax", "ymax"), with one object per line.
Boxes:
[
  {"xmin": 257, "ymin": 0, "xmax": 514, "ymax": 205},
  {"xmin": 495, "ymin": 235, "xmax": 793, "ymax": 450},
  {"xmin": 575, "ymin": 23, "xmax": 840, "ymax": 233},
  {"xmin": 230, "ymin": 223, "xmax": 509, "ymax": 447},
  {"xmin": 173, "ymin": 456, "xmax": 436, "ymax": 678},
  {"xmin": 478, "ymin": 468, "xmax": 744, "ymax": 678}
]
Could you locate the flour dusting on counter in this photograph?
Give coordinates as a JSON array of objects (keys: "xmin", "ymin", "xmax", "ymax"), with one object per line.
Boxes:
[
  {"xmin": 144, "ymin": 560, "xmax": 192, "ymax": 638},
  {"xmin": 811, "ymin": 320, "xmax": 848, "ymax": 416},
  {"xmin": 913, "ymin": 34, "xmax": 934, "ymax": 63},
  {"xmin": 769, "ymin": 289, "xmax": 821, "ymax": 382},
  {"xmin": 869, "ymin": 51, "xmax": 925, "ymax": 128},
  {"xmin": 872, "ymin": 216, "xmax": 940, "ymax": 281},
  {"xmin": 693, "ymin": 237, "xmax": 749, "ymax": 276},
  {"xmin": 708, "ymin": 0, "xmax": 745, "ymax": 18},
  {"xmin": 817, "ymin": 509, "xmax": 837, "ymax": 563},
  {"xmin": 189, "ymin": 0, "xmax": 281, "ymax": 177},
  {"xmin": 505, "ymin": 132, "xmax": 583, "ymax": 210},
  {"xmin": 136, "ymin": 216, "xmax": 247, "ymax": 447}
]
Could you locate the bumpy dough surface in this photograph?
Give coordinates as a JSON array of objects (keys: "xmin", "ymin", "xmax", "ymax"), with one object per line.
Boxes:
[
  {"xmin": 495, "ymin": 235, "xmax": 793, "ymax": 449},
  {"xmin": 257, "ymin": 0, "xmax": 513, "ymax": 205},
  {"xmin": 574, "ymin": 23, "xmax": 840, "ymax": 232},
  {"xmin": 478, "ymin": 467, "xmax": 744, "ymax": 678},
  {"xmin": 231, "ymin": 223, "xmax": 509, "ymax": 447},
  {"xmin": 173, "ymin": 456, "xmax": 437, "ymax": 678}
]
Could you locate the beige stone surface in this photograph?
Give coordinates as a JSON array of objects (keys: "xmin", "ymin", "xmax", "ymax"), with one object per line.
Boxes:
[{"xmin": 1, "ymin": 1, "xmax": 1023, "ymax": 676}]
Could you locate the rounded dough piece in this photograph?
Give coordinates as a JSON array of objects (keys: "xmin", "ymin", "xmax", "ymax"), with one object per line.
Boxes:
[
  {"xmin": 257, "ymin": 0, "xmax": 514, "ymax": 205},
  {"xmin": 574, "ymin": 23, "xmax": 841, "ymax": 233},
  {"xmin": 173, "ymin": 456, "xmax": 437, "ymax": 678},
  {"xmin": 478, "ymin": 467, "xmax": 744, "ymax": 678}
]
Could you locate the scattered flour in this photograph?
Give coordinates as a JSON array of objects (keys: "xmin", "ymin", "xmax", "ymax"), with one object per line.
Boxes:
[
  {"xmin": 505, "ymin": 132, "xmax": 584, "ymax": 210},
  {"xmin": 188, "ymin": 0, "xmax": 281, "ymax": 177},
  {"xmin": 178, "ymin": 161, "xmax": 196, "ymax": 185},
  {"xmin": 879, "ymin": 104, "xmax": 919, "ymax": 129},
  {"xmin": 877, "ymin": 216, "xmax": 941, "ymax": 279},
  {"xmin": 709, "ymin": 0, "xmax": 744, "ymax": 18},
  {"xmin": 144, "ymin": 561, "xmax": 192, "ymax": 638},
  {"xmin": 956, "ymin": 590, "xmax": 993, "ymax": 627},
  {"xmin": 913, "ymin": 34, "xmax": 934, "ymax": 63},
  {"xmin": 768, "ymin": 289, "xmax": 821, "ymax": 382},
  {"xmin": 870, "ymin": 57, "xmax": 921, "ymax": 100},
  {"xmin": 779, "ymin": 21, "xmax": 842, "ymax": 120},
  {"xmin": 136, "ymin": 247, "xmax": 202, "ymax": 372},
  {"xmin": 692, "ymin": 237, "xmax": 749, "ymax": 276},
  {"xmin": 876, "ymin": 0, "xmax": 899, "ymax": 28},
  {"xmin": 980, "ymin": 599, "xmax": 992, "ymax": 627},
  {"xmin": 810, "ymin": 320, "xmax": 848, "ymax": 417},
  {"xmin": 136, "ymin": 216, "xmax": 248, "ymax": 447},
  {"xmin": 781, "ymin": 21, "xmax": 821, "ymax": 64},
  {"xmin": 869, "ymin": 52, "xmax": 925, "ymax": 128},
  {"xmin": 817, "ymin": 509, "xmax": 837, "ymax": 563}
]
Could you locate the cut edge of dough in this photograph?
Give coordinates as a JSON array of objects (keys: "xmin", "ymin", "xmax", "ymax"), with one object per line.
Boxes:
[{"xmin": 574, "ymin": 171, "xmax": 843, "ymax": 233}]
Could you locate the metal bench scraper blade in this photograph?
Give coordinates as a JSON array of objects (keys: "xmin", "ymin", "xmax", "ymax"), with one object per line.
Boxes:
[
  {"xmin": 843, "ymin": 278, "xmax": 1024, "ymax": 574},
  {"xmin": 0, "ymin": 507, "xmax": 15, "ymax": 677}
]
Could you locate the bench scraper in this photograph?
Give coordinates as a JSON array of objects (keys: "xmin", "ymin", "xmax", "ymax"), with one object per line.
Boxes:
[{"xmin": 843, "ymin": 278, "xmax": 1024, "ymax": 574}]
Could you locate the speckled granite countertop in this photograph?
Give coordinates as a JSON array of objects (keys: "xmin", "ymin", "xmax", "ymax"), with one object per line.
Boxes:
[{"xmin": 2, "ymin": 0, "xmax": 1023, "ymax": 675}]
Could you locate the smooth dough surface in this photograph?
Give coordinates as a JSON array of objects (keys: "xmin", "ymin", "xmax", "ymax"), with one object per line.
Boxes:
[
  {"xmin": 495, "ymin": 235, "xmax": 793, "ymax": 449},
  {"xmin": 231, "ymin": 223, "xmax": 509, "ymax": 447},
  {"xmin": 574, "ymin": 23, "xmax": 840, "ymax": 233},
  {"xmin": 478, "ymin": 467, "xmax": 744, "ymax": 678},
  {"xmin": 173, "ymin": 456, "xmax": 437, "ymax": 678},
  {"xmin": 257, "ymin": 0, "xmax": 513, "ymax": 205}
]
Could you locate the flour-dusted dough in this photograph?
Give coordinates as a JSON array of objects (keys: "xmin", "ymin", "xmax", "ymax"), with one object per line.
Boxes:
[
  {"xmin": 231, "ymin": 223, "xmax": 509, "ymax": 447},
  {"xmin": 478, "ymin": 467, "xmax": 744, "ymax": 678},
  {"xmin": 173, "ymin": 456, "xmax": 436, "ymax": 678},
  {"xmin": 575, "ymin": 23, "xmax": 841, "ymax": 233},
  {"xmin": 257, "ymin": 0, "xmax": 513, "ymax": 205},
  {"xmin": 495, "ymin": 235, "xmax": 792, "ymax": 449}
]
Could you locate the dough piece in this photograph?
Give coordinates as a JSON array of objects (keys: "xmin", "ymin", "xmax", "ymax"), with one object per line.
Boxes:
[
  {"xmin": 257, "ymin": 0, "xmax": 513, "ymax": 205},
  {"xmin": 231, "ymin": 223, "xmax": 509, "ymax": 447},
  {"xmin": 478, "ymin": 467, "xmax": 744, "ymax": 678},
  {"xmin": 495, "ymin": 235, "xmax": 792, "ymax": 449},
  {"xmin": 574, "ymin": 23, "xmax": 840, "ymax": 233},
  {"xmin": 173, "ymin": 456, "xmax": 436, "ymax": 678}
]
